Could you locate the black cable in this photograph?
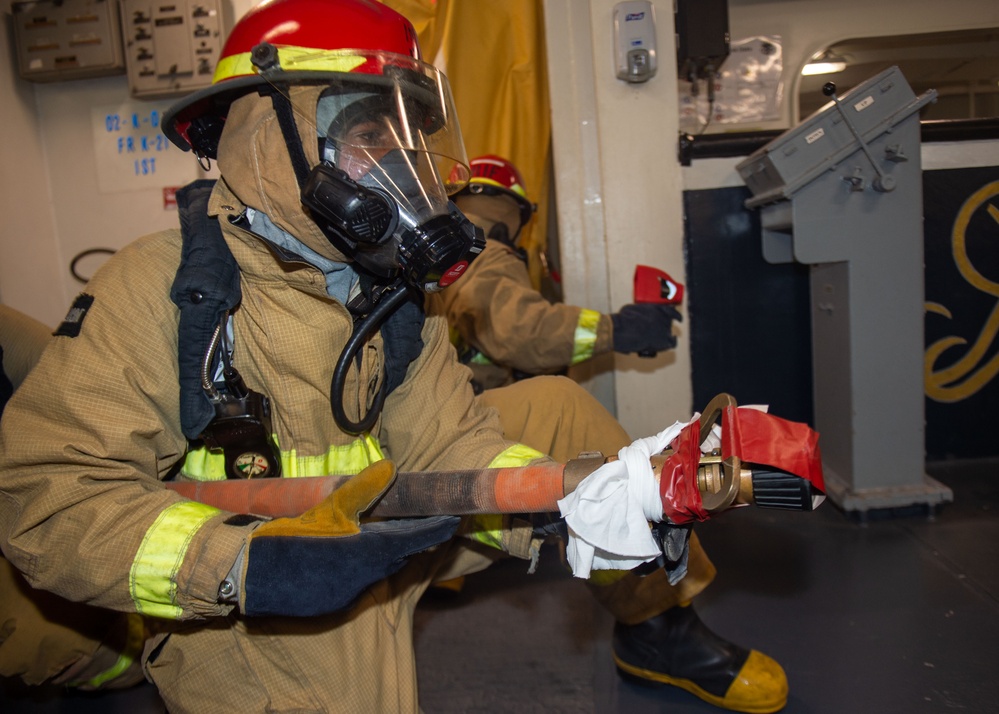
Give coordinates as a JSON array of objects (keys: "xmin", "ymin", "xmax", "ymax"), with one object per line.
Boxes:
[
  {"xmin": 698, "ymin": 64, "xmax": 717, "ymax": 137},
  {"xmin": 217, "ymin": 311, "xmax": 249, "ymax": 400},
  {"xmin": 330, "ymin": 281, "xmax": 410, "ymax": 435},
  {"xmin": 70, "ymin": 248, "xmax": 116, "ymax": 283}
]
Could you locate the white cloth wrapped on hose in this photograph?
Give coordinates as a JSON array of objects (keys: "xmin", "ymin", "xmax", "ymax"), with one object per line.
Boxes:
[{"xmin": 557, "ymin": 419, "xmax": 692, "ymax": 579}]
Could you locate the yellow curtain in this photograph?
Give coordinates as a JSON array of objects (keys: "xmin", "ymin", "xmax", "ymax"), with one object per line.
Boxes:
[{"xmin": 384, "ymin": 0, "xmax": 551, "ymax": 287}]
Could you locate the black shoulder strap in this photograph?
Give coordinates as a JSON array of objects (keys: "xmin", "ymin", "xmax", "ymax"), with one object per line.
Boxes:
[
  {"xmin": 170, "ymin": 179, "xmax": 424, "ymax": 438},
  {"xmin": 170, "ymin": 179, "xmax": 242, "ymax": 439},
  {"xmin": 380, "ymin": 289, "xmax": 426, "ymax": 396}
]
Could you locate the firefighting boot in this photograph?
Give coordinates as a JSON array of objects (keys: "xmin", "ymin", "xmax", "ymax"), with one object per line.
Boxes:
[{"xmin": 612, "ymin": 602, "xmax": 788, "ymax": 713}]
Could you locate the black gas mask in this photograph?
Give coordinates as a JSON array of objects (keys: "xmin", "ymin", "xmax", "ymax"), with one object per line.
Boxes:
[
  {"xmin": 301, "ymin": 89, "xmax": 484, "ymax": 294},
  {"xmin": 301, "ymin": 151, "xmax": 484, "ymax": 293}
]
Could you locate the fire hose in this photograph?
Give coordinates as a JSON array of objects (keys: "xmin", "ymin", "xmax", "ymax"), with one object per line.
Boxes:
[{"xmin": 166, "ymin": 394, "xmax": 825, "ymax": 521}]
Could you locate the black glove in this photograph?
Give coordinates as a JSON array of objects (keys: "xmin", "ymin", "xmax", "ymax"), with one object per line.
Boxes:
[
  {"xmin": 238, "ymin": 460, "xmax": 459, "ymax": 617},
  {"xmin": 611, "ymin": 303, "xmax": 682, "ymax": 355},
  {"xmin": 530, "ymin": 513, "xmax": 568, "ymax": 542}
]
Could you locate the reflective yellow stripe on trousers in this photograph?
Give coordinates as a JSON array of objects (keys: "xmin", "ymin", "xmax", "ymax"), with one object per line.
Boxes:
[
  {"xmin": 79, "ymin": 613, "xmax": 145, "ymax": 689},
  {"xmin": 467, "ymin": 443, "xmax": 546, "ymax": 551}
]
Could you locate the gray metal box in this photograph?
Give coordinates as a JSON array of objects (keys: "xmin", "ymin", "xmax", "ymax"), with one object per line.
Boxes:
[
  {"xmin": 11, "ymin": 0, "xmax": 126, "ymax": 82},
  {"xmin": 734, "ymin": 66, "xmax": 950, "ymax": 514},
  {"xmin": 737, "ymin": 66, "xmax": 929, "ymax": 208},
  {"xmin": 121, "ymin": 0, "xmax": 228, "ymax": 99}
]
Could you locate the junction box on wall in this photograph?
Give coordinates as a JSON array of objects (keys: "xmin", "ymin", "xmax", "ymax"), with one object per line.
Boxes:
[
  {"xmin": 10, "ymin": 0, "xmax": 229, "ymax": 99},
  {"xmin": 674, "ymin": 0, "xmax": 729, "ymax": 82},
  {"xmin": 11, "ymin": 0, "xmax": 126, "ymax": 82},
  {"xmin": 120, "ymin": 0, "xmax": 228, "ymax": 99}
]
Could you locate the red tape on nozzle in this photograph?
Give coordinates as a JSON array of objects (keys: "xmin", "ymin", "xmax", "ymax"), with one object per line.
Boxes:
[
  {"xmin": 659, "ymin": 406, "xmax": 824, "ymax": 524},
  {"xmin": 659, "ymin": 422, "xmax": 709, "ymax": 524},
  {"xmin": 721, "ymin": 406, "xmax": 825, "ymax": 493}
]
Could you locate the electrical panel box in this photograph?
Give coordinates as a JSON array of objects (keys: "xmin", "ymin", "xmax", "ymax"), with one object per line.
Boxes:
[
  {"xmin": 120, "ymin": 0, "xmax": 227, "ymax": 99},
  {"xmin": 11, "ymin": 0, "xmax": 126, "ymax": 82},
  {"xmin": 674, "ymin": 0, "xmax": 729, "ymax": 80}
]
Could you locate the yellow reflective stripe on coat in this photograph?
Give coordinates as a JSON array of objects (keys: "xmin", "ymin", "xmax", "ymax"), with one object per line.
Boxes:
[
  {"xmin": 488, "ymin": 443, "xmax": 545, "ymax": 468},
  {"xmin": 448, "ymin": 327, "xmax": 492, "ymax": 366},
  {"xmin": 467, "ymin": 443, "xmax": 546, "ymax": 550},
  {"xmin": 571, "ymin": 309, "xmax": 601, "ymax": 365},
  {"xmin": 181, "ymin": 434, "xmax": 385, "ymax": 481},
  {"xmin": 213, "ymin": 47, "xmax": 367, "ymax": 84},
  {"xmin": 130, "ymin": 502, "xmax": 221, "ymax": 619}
]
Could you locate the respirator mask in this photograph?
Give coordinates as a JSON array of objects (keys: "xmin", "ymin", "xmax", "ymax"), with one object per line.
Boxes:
[{"xmin": 279, "ymin": 55, "xmax": 484, "ymax": 294}]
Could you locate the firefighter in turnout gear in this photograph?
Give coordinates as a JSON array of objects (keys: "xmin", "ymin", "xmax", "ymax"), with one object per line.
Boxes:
[
  {"xmin": 0, "ymin": 2, "xmax": 787, "ymax": 711},
  {"xmin": 0, "ymin": 305, "xmax": 150, "ymax": 691},
  {"xmin": 0, "ymin": 305, "xmax": 50, "ymax": 412},
  {"xmin": 1, "ymin": 2, "xmax": 515, "ymax": 708},
  {"xmin": 429, "ymin": 154, "xmax": 789, "ymax": 712},
  {"xmin": 428, "ymin": 154, "xmax": 682, "ymax": 392}
]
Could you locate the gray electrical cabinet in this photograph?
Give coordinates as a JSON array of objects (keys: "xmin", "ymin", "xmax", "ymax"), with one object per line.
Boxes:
[
  {"xmin": 736, "ymin": 66, "xmax": 952, "ymax": 515},
  {"xmin": 11, "ymin": 0, "xmax": 126, "ymax": 82},
  {"xmin": 120, "ymin": 0, "xmax": 227, "ymax": 99}
]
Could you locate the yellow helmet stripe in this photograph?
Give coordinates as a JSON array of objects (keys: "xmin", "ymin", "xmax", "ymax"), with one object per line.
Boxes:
[
  {"xmin": 213, "ymin": 46, "xmax": 369, "ymax": 84},
  {"xmin": 471, "ymin": 176, "xmax": 528, "ymax": 199}
]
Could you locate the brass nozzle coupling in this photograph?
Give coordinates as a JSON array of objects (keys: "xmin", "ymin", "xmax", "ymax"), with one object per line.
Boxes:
[{"xmin": 647, "ymin": 450, "xmax": 818, "ymax": 515}]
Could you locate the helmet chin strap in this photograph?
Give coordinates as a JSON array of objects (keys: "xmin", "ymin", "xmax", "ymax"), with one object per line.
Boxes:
[
  {"xmin": 269, "ymin": 89, "xmax": 313, "ymax": 192},
  {"xmin": 248, "ymin": 41, "xmax": 311, "ymax": 192}
]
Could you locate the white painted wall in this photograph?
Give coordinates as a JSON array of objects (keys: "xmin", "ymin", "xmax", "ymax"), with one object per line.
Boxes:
[
  {"xmin": 1, "ymin": 13, "xmax": 68, "ymax": 328},
  {"xmin": 0, "ymin": 0, "xmax": 253, "ymax": 328},
  {"xmin": 2, "ymin": 0, "xmax": 997, "ymax": 437},
  {"xmin": 545, "ymin": 0, "xmax": 689, "ymax": 437}
]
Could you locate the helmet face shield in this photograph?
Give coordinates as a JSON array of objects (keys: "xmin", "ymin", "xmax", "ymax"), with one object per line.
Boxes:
[
  {"xmin": 319, "ymin": 93, "xmax": 451, "ymax": 233},
  {"xmin": 271, "ymin": 47, "xmax": 470, "ymax": 196},
  {"xmin": 262, "ymin": 46, "xmax": 482, "ymax": 291}
]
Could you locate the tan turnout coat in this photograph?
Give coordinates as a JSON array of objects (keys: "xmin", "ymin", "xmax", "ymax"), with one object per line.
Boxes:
[
  {"xmin": 0, "ymin": 88, "xmax": 526, "ymax": 711},
  {"xmin": 428, "ymin": 236, "xmax": 614, "ymax": 390}
]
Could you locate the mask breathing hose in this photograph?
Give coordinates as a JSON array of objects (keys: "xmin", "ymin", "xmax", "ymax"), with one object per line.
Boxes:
[{"xmin": 330, "ymin": 281, "xmax": 410, "ymax": 435}]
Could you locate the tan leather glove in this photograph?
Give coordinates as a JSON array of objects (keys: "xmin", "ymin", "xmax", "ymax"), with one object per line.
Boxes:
[{"xmin": 238, "ymin": 460, "xmax": 460, "ymax": 617}]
